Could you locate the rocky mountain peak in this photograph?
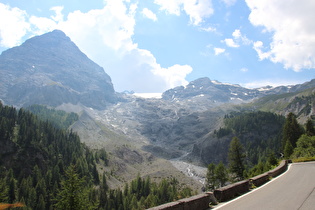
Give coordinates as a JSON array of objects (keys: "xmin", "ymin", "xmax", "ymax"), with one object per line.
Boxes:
[
  {"xmin": 162, "ymin": 77, "xmax": 254, "ymax": 104},
  {"xmin": 0, "ymin": 30, "xmax": 118, "ymax": 109},
  {"xmin": 162, "ymin": 76, "xmax": 315, "ymax": 106}
]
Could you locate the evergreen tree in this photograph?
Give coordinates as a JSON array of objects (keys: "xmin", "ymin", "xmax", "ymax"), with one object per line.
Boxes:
[
  {"xmin": 27, "ymin": 187, "xmax": 37, "ymax": 209},
  {"xmin": 284, "ymin": 140, "xmax": 294, "ymax": 159},
  {"xmin": 267, "ymin": 151, "xmax": 278, "ymax": 166},
  {"xmin": 130, "ymin": 194, "xmax": 138, "ymax": 210},
  {"xmin": 54, "ymin": 165, "xmax": 93, "ymax": 210},
  {"xmin": 205, "ymin": 163, "xmax": 217, "ymax": 191},
  {"xmin": 228, "ymin": 137, "xmax": 245, "ymax": 181},
  {"xmin": 7, "ymin": 169, "xmax": 16, "ymax": 203},
  {"xmin": 282, "ymin": 112, "xmax": 303, "ymax": 149},
  {"xmin": 37, "ymin": 194, "xmax": 46, "ymax": 210},
  {"xmin": 0, "ymin": 178, "xmax": 8, "ymax": 202},
  {"xmin": 143, "ymin": 176, "xmax": 151, "ymax": 197},
  {"xmin": 305, "ymin": 118, "xmax": 315, "ymax": 136},
  {"xmin": 215, "ymin": 162, "xmax": 228, "ymax": 188}
]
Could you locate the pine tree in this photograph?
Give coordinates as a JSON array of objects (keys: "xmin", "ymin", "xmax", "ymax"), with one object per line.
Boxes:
[
  {"xmin": 215, "ymin": 162, "xmax": 228, "ymax": 188},
  {"xmin": 228, "ymin": 137, "xmax": 246, "ymax": 181},
  {"xmin": 143, "ymin": 176, "xmax": 151, "ymax": 197},
  {"xmin": 6, "ymin": 169, "xmax": 16, "ymax": 203},
  {"xmin": 205, "ymin": 163, "xmax": 217, "ymax": 191},
  {"xmin": 282, "ymin": 112, "xmax": 303, "ymax": 149},
  {"xmin": 54, "ymin": 165, "xmax": 93, "ymax": 210},
  {"xmin": 284, "ymin": 140, "xmax": 294, "ymax": 159},
  {"xmin": 27, "ymin": 187, "xmax": 37, "ymax": 209},
  {"xmin": 0, "ymin": 178, "xmax": 8, "ymax": 202},
  {"xmin": 37, "ymin": 194, "xmax": 46, "ymax": 210},
  {"xmin": 267, "ymin": 151, "xmax": 278, "ymax": 166},
  {"xmin": 305, "ymin": 118, "xmax": 315, "ymax": 136}
]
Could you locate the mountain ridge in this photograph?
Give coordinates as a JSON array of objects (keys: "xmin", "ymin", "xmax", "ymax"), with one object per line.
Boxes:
[
  {"xmin": 162, "ymin": 77, "xmax": 315, "ymax": 105},
  {"xmin": 0, "ymin": 30, "xmax": 118, "ymax": 109}
]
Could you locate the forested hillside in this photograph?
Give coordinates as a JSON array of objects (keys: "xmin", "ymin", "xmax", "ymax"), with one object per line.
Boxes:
[
  {"xmin": 221, "ymin": 111, "xmax": 285, "ymax": 165},
  {"xmin": 188, "ymin": 111, "xmax": 285, "ymax": 167},
  {"xmin": 0, "ymin": 102, "xmax": 99, "ymax": 209},
  {"xmin": 0, "ymin": 102, "xmax": 193, "ymax": 209},
  {"xmin": 26, "ymin": 105, "xmax": 79, "ymax": 130}
]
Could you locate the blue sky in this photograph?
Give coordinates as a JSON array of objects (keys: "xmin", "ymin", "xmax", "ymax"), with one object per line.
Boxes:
[{"xmin": 0, "ymin": 0, "xmax": 314, "ymax": 93}]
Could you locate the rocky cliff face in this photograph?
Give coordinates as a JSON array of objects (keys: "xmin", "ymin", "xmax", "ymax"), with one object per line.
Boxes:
[{"xmin": 0, "ymin": 30, "xmax": 117, "ymax": 109}]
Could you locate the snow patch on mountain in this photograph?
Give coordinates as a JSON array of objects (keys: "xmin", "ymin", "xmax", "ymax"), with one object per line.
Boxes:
[{"xmin": 133, "ymin": 93, "xmax": 162, "ymax": 98}]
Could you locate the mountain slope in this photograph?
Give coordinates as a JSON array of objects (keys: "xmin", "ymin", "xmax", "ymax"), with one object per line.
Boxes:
[
  {"xmin": 0, "ymin": 30, "xmax": 117, "ymax": 109},
  {"xmin": 250, "ymin": 87, "xmax": 315, "ymax": 122}
]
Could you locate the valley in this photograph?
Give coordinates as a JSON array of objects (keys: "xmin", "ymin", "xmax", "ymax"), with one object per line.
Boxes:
[{"xmin": 1, "ymin": 30, "xmax": 315, "ymax": 209}]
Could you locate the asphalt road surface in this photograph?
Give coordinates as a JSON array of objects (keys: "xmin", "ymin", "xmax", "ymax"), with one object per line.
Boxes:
[{"xmin": 214, "ymin": 161, "xmax": 315, "ymax": 210}]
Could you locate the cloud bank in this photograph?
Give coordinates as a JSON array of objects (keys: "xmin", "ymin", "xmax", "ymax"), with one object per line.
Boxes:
[
  {"xmin": 0, "ymin": 4, "xmax": 29, "ymax": 47},
  {"xmin": 154, "ymin": 0, "xmax": 214, "ymax": 25},
  {"xmin": 142, "ymin": 8, "xmax": 157, "ymax": 21},
  {"xmin": 246, "ymin": 0, "xmax": 315, "ymax": 71}
]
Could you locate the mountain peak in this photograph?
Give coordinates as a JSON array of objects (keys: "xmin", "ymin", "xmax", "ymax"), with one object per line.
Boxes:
[
  {"xmin": 22, "ymin": 29, "xmax": 70, "ymax": 49},
  {"xmin": 0, "ymin": 30, "xmax": 118, "ymax": 109}
]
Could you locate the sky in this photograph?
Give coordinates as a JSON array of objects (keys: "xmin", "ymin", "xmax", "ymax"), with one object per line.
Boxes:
[{"xmin": 0, "ymin": 0, "xmax": 315, "ymax": 93}]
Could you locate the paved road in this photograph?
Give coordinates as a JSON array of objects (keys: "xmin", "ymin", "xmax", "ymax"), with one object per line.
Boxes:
[{"xmin": 214, "ymin": 161, "xmax": 315, "ymax": 210}]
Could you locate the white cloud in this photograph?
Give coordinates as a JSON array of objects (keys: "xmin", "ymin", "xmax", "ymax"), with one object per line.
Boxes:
[
  {"xmin": 142, "ymin": 8, "xmax": 157, "ymax": 21},
  {"xmin": 0, "ymin": 3, "xmax": 30, "ymax": 47},
  {"xmin": 58, "ymin": 1, "xmax": 137, "ymax": 52},
  {"xmin": 223, "ymin": 29, "xmax": 251, "ymax": 48},
  {"xmin": 214, "ymin": 47, "xmax": 225, "ymax": 55},
  {"xmin": 50, "ymin": 6, "xmax": 64, "ymax": 22},
  {"xmin": 154, "ymin": 0, "xmax": 182, "ymax": 15},
  {"xmin": 240, "ymin": 67, "xmax": 248, "ymax": 72},
  {"xmin": 253, "ymin": 41, "xmax": 270, "ymax": 60},
  {"xmin": 246, "ymin": 0, "xmax": 315, "ymax": 71},
  {"xmin": 223, "ymin": 38, "xmax": 239, "ymax": 48},
  {"xmin": 221, "ymin": 0, "xmax": 237, "ymax": 7},
  {"xmin": 0, "ymin": 4, "xmax": 65, "ymax": 46},
  {"xmin": 152, "ymin": 64, "xmax": 193, "ymax": 88},
  {"xmin": 200, "ymin": 26, "xmax": 217, "ymax": 33},
  {"xmin": 183, "ymin": 0, "xmax": 214, "ymax": 25},
  {"xmin": 233, "ymin": 29, "xmax": 251, "ymax": 45},
  {"xmin": 243, "ymin": 79, "xmax": 302, "ymax": 89},
  {"xmin": 154, "ymin": 0, "xmax": 214, "ymax": 25},
  {"xmin": 29, "ymin": 16, "xmax": 56, "ymax": 35},
  {"xmin": 232, "ymin": 29, "xmax": 241, "ymax": 39}
]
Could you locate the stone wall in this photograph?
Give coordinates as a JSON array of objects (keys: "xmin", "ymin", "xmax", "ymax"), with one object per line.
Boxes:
[
  {"xmin": 250, "ymin": 172, "xmax": 270, "ymax": 188},
  {"xmin": 147, "ymin": 193, "xmax": 217, "ymax": 210},
  {"xmin": 148, "ymin": 160, "xmax": 289, "ymax": 209},
  {"xmin": 268, "ymin": 160, "xmax": 289, "ymax": 178},
  {"xmin": 213, "ymin": 180, "xmax": 249, "ymax": 202}
]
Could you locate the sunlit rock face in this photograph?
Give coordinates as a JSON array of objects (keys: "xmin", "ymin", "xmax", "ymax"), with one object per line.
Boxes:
[{"xmin": 0, "ymin": 30, "xmax": 118, "ymax": 109}]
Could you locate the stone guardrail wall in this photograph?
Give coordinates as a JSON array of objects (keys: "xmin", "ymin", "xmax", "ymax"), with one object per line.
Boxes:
[
  {"xmin": 213, "ymin": 160, "xmax": 289, "ymax": 202},
  {"xmin": 147, "ymin": 193, "xmax": 217, "ymax": 210},
  {"xmin": 249, "ymin": 159, "xmax": 289, "ymax": 188},
  {"xmin": 214, "ymin": 179, "xmax": 249, "ymax": 202},
  {"xmin": 267, "ymin": 159, "xmax": 289, "ymax": 178},
  {"xmin": 148, "ymin": 160, "xmax": 289, "ymax": 209}
]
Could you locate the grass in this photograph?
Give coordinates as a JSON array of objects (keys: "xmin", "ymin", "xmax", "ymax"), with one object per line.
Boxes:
[{"xmin": 292, "ymin": 156, "xmax": 315, "ymax": 163}]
